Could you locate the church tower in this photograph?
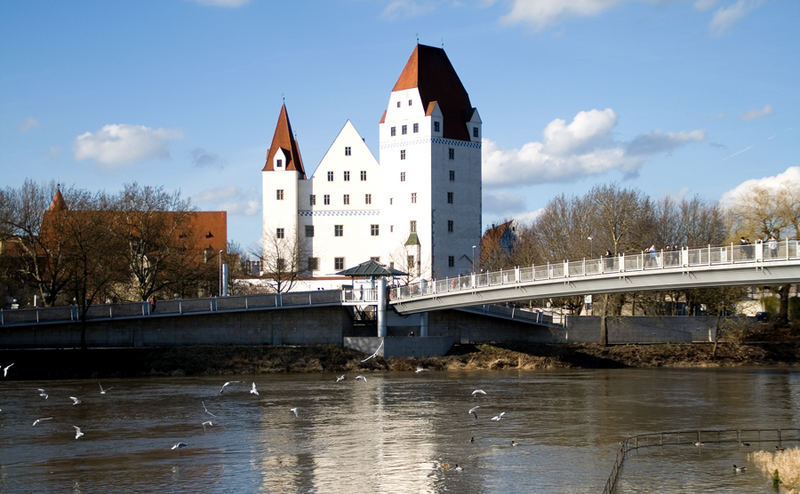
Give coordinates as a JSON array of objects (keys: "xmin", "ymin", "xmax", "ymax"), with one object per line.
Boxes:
[
  {"xmin": 261, "ymin": 105, "xmax": 305, "ymax": 263},
  {"xmin": 379, "ymin": 44, "xmax": 482, "ymax": 279}
]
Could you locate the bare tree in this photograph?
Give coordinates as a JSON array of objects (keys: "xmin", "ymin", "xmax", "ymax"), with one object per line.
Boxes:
[{"xmin": 255, "ymin": 231, "xmax": 305, "ymax": 293}]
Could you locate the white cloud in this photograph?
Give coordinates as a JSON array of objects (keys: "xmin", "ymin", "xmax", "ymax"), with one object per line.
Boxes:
[
  {"xmin": 500, "ymin": 0, "xmax": 623, "ymax": 29},
  {"xmin": 740, "ymin": 104, "xmax": 773, "ymax": 121},
  {"xmin": 720, "ymin": 166, "xmax": 800, "ymax": 206},
  {"xmin": 484, "ymin": 190, "xmax": 528, "ymax": 217},
  {"xmin": 513, "ymin": 208, "xmax": 545, "ymax": 226},
  {"xmin": 19, "ymin": 117, "xmax": 39, "ymax": 132},
  {"xmin": 73, "ymin": 124, "xmax": 183, "ymax": 167},
  {"xmin": 190, "ymin": 0, "xmax": 250, "ymax": 7},
  {"xmin": 192, "ymin": 186, "xmax": 259, "ymax": 216},
  {"xmin": 709, "ymin": 0, "xmax": 764, "ymax": 35},
  {"xmin": 483, "ymin": 109, "xmax": 704, "ymax": 187}
]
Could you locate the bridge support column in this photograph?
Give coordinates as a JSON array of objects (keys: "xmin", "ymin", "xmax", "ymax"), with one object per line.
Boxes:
[
  {"xmin": 419, "ymin": 312, "xmax": 428, "ymax": 337},
  {"xmin": 377, "ymin": 278, "xmax": 387, "ymax": 337}
]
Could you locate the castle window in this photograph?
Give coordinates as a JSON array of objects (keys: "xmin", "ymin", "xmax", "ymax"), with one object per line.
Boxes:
[
  {"xmin": 447, "ymin": 192, "xmax": 454, "ymax": 204},
  {"xmin": 327, "ymin": 171, "xmax": 334, "ymax": 182},
  {"xmin": 389, "ymin": 197, "xmax": 393, "ymax": 205},
  {"xmin": 343, "ymin": 194, "xmax": 350, "ymax": 205},
  {"xmin": 308, "ymin": 257, "xmax": 319, "ymax": 270},
  {"xmin": 365, "ymin": 193, "xmax": 372, "ymax": 205},
  {"xmin": 276, "ymin": 228, "xmax": 284, "ymax": 239},
  {"xmin": 448, "ymin": 148, "xmax": 455, "ymax": 160},
  {"xmin": 411, "ymin": 192, "xmax": 417, "ymax": 204},
  {"xmin": 335, "ymin": 257, "xmax": 345, "ymax": 270},
  {"xmin": 413, "ymin": 123, "xmax": 419, "ymax": 133},
  {"xmin": 407, "ymin": 255, "xmax": 416, "ymax": 274},
  {"xmin": 324, "ymin": 194, "xmax": 330, "ymax": 205},
  {"xmin": 344, "ymin": 171, "xmax": 350, "ymax": 181},
  {"xmin": 276, "ymin": 159, "xmax": 283, "ymax": 168},
  {"xmin": 310, "ymin": 194, "xmax": 316, "ymax": 206},
  {"xmin": 408, "ymin": 99, "xmax": 412, "ymax": 106},
  {"xmin": 400, "ymin": 172, "xmax": 406, "ymax": 182},
  {"xmin": 400, "ymin": 149, "xmax": 406, "ymax": 160},
  {"xmin": 402, "ymin": 125, "xmax": 407, "ymax": 135},
  {"xmin": 449, "ymin": 170, "xmax": 455, "ymax": 181},
  {"xmin": 434, "ymin": 121, "xmax": 440, "ymax": 133},
  {"xmin": 370, "ymin": 224, "xmax": 379, "ymax": 236},
  {"xmin": 334, "ymin": 225, "xmax": 343, "ymax": 237},
  {"xmin": 396, "ymin": 101, "xmax": 401, "ymax": 108},
  {"xmin": 345, "ymin": 146, "xmax": 351, "ymax": 156},
  {"xmin": 276, "ymin": 189, "xmax": 284, "ymax": 200},
  {"xmin": 448, "ymin": 256, "xmax": 454, "ymax": 267},
  {"xmin": 276, "ymin": 258, "xmax": 285, "ymax": 271},
  {"xmin": 391, "ymin": 126, "xmax": 396, "ymax": 136},
  {"xmin": 473, "ymin": 127, "xmax": 479, "ymax": 138},
  {"xmin": 448, "ymin": 220, "xmax": 454, "ymax": 232},
  {"xmin": 390, "ymin": 225, "xmax": 394, "ymax": 232},
  {"xmin": 360, "ymin": 170, "xmax": 367, "ymax": 181},
  {"xmin": 410, "ymin": 220, "xmax": 416, "ymax": 233},
  {"xmin": 305, "ymin": 225, "xmax": 314, "ymax": 237}
]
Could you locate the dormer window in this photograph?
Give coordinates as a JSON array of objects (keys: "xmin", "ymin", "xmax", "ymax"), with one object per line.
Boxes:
[
  {"xmin": 434, "ymin": 121, "xmax": 440, "ymax": 133},
  {"xmin": 408, "ymin": 99, "xmax": 412, "ymax": 106},
  {"xmin": 473, "ymin": 127, "xmax": 479, "ymax": 138},
  {"xmin": 276, "ymin": 159, "xmax": 283, "ymax": 168},
  {"xmin": 345, "ymin": 146, "xmax": 351, "ymax": 156}
]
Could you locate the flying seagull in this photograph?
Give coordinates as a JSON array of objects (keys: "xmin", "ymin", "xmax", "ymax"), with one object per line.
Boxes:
[
  {"xmin": 69, "ymin": 396, "xmax": 81, "ymax": 406},
  {"xmin": 336, "ymin": 374, "xmax": 345, "ymax": 382},
  {"xmin": 37, "ymin": 388, "xmax": 48, "ymax": 400},
  {"xmin": 171, "ymin": 442, "xmax": 187, "ymax": 450},
  {"xmin": 360, "ymin": 340, "xmax": 384, "ymax": 363},
  {"xmin": 73, "ymin": 426, "xmax": 84, "ymax": 439},
  {"xmin": 219, "ymin": 381, "xmax": 240, "ymax": 394},
  {"xmin": 202, "ymin": 420, "xmax": 213, "ymax": 432},
  {"xmin": 250, "ymin": 382, "xmax": 259, "ymax": 396},
  {"xmin": 3, "ymin": 363, "xmax": 14, "ymax": 377},
  {"xmin": 290, "ymin": 407, "xmax": 299, "ymax": 417},
  {"xmin": 202, "ymin": 401, "xmax": 217, "ymax": 418},
  {"xmin": 491, "ymin": 412, "xmax": 506, "ymax": 422},
  {"xmin": 32, "ymin": 417, "xmax": 53, "ymax": 426},
  {"xmin": 355, "ymin": 375, "xmax": 367, "ymax": 382},
  {"xmin": 471, "ymin": 389, "xmax": 486, "ymax": 397},
  {"xmin": 468, "ymin": 406, "xmax": 480, "ymax": 420},
  {"xmin": 98, "ymin": 383, "xmax": 112, "ymax": 395}
]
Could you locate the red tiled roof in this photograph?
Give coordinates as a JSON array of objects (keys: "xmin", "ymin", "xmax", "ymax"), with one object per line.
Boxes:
[
  {"xmin": 391, "ymin": 44, "xmax": 474, "ymax": 141},
  {"xmin": 49, "ymin": 188, "xmax": 67, "ymax": 212},
  {"xmin": 263, "ymin": 104, "xmax": 306, "ymax": 178}
]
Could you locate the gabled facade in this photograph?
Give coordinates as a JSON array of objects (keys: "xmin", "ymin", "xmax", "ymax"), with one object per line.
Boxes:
[{"xmin": 261, "ymin": 44, "xmax": 481, "ymax": 282}]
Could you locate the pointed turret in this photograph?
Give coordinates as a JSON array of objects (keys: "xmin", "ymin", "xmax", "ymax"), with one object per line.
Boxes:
[
  {"xmin": 390, "ymin": 44, "xmax": 474, "ymax": 141},
  {"xmin": 263, "ymin": 104, "xmax": 306, "ymax": 178},
  {"xmin": 48, "ymin": 187, "xmax": 67, "ymax": 212}
]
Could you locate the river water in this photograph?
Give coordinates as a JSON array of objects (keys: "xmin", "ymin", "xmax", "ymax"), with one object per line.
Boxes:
[{"xmin": 0, "ymin": 368, "xmax": 798, "ymax": 493}]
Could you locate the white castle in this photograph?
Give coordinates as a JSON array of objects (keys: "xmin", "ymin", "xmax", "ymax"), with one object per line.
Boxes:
[{"xmin": 261, "ymin": 44, "xmax": 482, "ymax": 282}]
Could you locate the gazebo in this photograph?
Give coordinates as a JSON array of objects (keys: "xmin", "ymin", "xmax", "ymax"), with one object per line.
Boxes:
[{"xmin": 335, "ymin": 259, "xmax": 406, "ymax": 287}]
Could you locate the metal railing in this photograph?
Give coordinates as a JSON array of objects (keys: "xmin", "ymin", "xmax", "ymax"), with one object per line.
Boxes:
[
  {"xmin": 0, "ymin": 289, "xmax": 365, "ymax": 327},
  {"xmin": 602, "ymin": 428, "xmax": 800, "ymax": 494},
  {"xmin": 392, "ymin": 239, "xmax": 800, "ymax": 302}
]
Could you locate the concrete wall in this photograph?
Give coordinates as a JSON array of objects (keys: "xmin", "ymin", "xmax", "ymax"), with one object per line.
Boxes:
[
  {"xmin": 563, "ymin": 315, "xmax": 718, "ymax": 344},
  {"xmin": 0, "ymin": 307, "xmax": 352, "ymax": 349},
  {"xmin": 344, "ymin": 336, "xmax": 457, "ymax": 359}
]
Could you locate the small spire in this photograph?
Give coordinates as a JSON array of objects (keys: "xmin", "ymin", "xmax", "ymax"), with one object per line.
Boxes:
[
  {"xmin": 416, "ymin": 33, "xmax": 419, "ymax": 44},
  {"xmin": 281, "ymin": 93, "xmax": 285, "ymax": 105}
]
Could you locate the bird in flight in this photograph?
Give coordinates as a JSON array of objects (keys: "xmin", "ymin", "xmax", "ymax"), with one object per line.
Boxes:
[
  {"xmin": 37, "ymin": 388, "xmax": 48, "ymax": 400},
  {"xmin": 471, "ymin": 389, "xmax": 486, "ymax": 396},
  {"xmin": 360, "ymin": 340, "xmax": 384, "ymax": 363},
  {"xmin": 355, "ymin": 375, "xmax": 367, "ymax": 382},
  {"xmin": 219, "ymin": 381, "xmax": 240, "ymax": 394},
  {"xmin": 2, "ymin": 363, "xmax": 14, "ymax": 377},
  {"xmin": 336, "ymin": 374, "xmax": 345, "ymax": 382},
  {"xmin": 69, "ymin": 396, "xmax": 81, "ymax": 406},
  {"xmin": 468, "ymin": 406, "xmax": 480, "ymax": 420},
  {"xmin": 491, "ymin": 412, "xmax": 506, "ymax": 421},
  {"xmin": 290, "ymin": 407, "xmax": 299, "ymax": 417},
  {"xmin": 250, "ymin": 382, "xmax": 259, "ymax": 396},
  {"xmin": 32, "ymin": 417, "xmax": 53, "ymax": 426},
  {"xmin": 171, "ymin": 442, "xmax": 187, "ymax": 450},
  {"xmin": 202, "ymin": 420, "xmax": 214, "ymax": 432},
  {"xmin": 73, "ymin": 426, "xmax": 84, "ymax": 439},
  {"xmin": 202, "ymin": 401, "xmax": 217, "ymax": 418},
  {"xmin": 98, "ymin": 383, "xmax": 112, "ymax": 395}
]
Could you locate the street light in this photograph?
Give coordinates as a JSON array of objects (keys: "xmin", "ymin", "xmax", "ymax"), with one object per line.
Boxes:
[
  {"xmin": 471, "ymin": 245, "xmax": 476, "ymax": 273},
  {"xmin": 587, "ymin": 236, "xmax": 593, "ymax": 258},
  {"xmin": 218, "ymin": 249, "xmax": 223, "ymax": 296}
]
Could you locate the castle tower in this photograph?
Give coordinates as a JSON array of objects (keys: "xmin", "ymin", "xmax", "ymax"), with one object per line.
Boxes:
[
  {"xmin": 379, "ymin": 44, "xmax": 482, "ymax": 279},
  {"xmin": 262, "ymin": 104, "xmax": 305, "ymax": 264}
]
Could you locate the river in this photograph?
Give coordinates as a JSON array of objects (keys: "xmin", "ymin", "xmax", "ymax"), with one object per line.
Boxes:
[{"xmin": 0, "ymin": 368, "xmax": 797, "ymax": 493}]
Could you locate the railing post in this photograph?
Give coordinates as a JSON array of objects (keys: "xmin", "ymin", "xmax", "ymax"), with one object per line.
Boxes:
[
  {"xmin": 708, "ymin": 244, "xmax": 711, "ymax": 266},
  {"xmin": 179, "ymin": 301, "xmax": 183, "ymax": 314},
  {"xmin": 564, "ymin": 260, "xmax": 569, "ymax": 277},
  {"xmin": 0, "ymin": 309, "xmax": 4, "ymax": 326},
  {"xmin": 36, "ymin": 309, "xmax": 40, "ymax": 323},
  {"xmin": 620, "ymin": 253, "xmax": 625, "ymax": 273}
]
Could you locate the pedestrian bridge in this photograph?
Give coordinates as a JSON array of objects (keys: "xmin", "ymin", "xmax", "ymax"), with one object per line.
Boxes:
[{"xmin": 389, "ymin": 239, "xmax": 800, "ymax": 314}]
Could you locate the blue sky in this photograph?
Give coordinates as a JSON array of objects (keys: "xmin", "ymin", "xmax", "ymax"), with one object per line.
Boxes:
[{"xmin": 2, "ymin": 0, "xmax": 797, "ymax": 250}]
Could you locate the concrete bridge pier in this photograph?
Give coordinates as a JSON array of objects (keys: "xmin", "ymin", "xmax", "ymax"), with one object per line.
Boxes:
[
  {"xmin": 419, "ymin": 312, "xmax": 428, "ymax": 337},
  {"xmin": 377, "ymin": 278, "xmax": 387, "ymax": 337}
]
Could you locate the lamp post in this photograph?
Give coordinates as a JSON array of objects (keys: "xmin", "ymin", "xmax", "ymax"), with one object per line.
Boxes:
[
  {"xmin": 218, "ymin": 250, "xmax": 223, "ymax": 296},
  {"xmin": 587, "ymin": 236, "xmax": 593, "ymax": 258},
  {"xmin": 471, "ymin": 245, "xmax": 476, "ymax": 273}
]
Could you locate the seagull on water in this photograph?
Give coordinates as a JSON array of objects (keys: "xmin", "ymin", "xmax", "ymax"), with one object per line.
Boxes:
[
  {"xmin": 491, "ymin": 412, "xmax": 506, "ymax": 422},
  {"xmin": 202, "ymin": 420, "xmax": 213, "ymax": 431},
  {"xmin": 336, "ymin": 374, "xmax": 345, "ymax": 382},
  {"xmin": 511, "ymin": 440, "xmax": 518, "ymax": 447},
  {"xmin": 693, "ymin": 441, "xmax": 704, "ymax": 447},
  {"xmin": 250, "ymin": 382, "xmax": 259, "ymax": 396},
  {"xmin": 69, "ymin": 396, "xmax": 81, "ymax": 406},
  {"xmin": 32, "ymin": 417, "xmax": 53, "ymax": 426},
  {"xmin": 37, "ymin": 388, "xmax": 48, "ymax": 400},
  {"xmin": 290, "ymin": 407, "xmax": 299, "ymax": 417},
  {"xmin": 3, "ymin": 363, "xmax": 14, "ymax": 377},
  {"xmin": 219, "ymin": 381, "xmax": 240, "ymax": 394},
  {"xmin": 360, "ymin": 340, "xmax": 384, "ymax": 363},
  {"xmin": 73, "ymin": 426, "xmax": 84, "ymax": 439},
  {"xmin": 471, "ymin": 389, "xmax": 486, "ymax": 397},
  {"xmin": 355, "ymin": 375, "xmax": 367, "ymax": 382},
  {"xmin": 454, "ymin": 464, "xmax": 463, "ymax": 472},
  {"xmin": 468, "ymin": 406, "xmax": 480, "ymax": 420},
  {"xmin": 415, "ymin": 366, "xmax": 429, "ymax": 373},
  {"xmin": 733, "ymin": 464, "xmax": 746, "ymax": 473},
  {"xmin": 171, "ymin": 442, "xmax": 187, "ymax": 450},
  {"xmin": 202, "ymin": 401, "xmax": 217, "ymax": 418}
]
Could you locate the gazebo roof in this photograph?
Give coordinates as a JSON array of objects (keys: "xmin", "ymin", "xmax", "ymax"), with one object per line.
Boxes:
[{"xmin": 336, "ymin": 259, "xmax": 407, "ymax": 278}]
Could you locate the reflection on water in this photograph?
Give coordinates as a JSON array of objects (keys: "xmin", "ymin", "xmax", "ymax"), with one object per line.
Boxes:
[{"xmin": 0, "ymin": 368, "xmax": 798, "ymax": 493}]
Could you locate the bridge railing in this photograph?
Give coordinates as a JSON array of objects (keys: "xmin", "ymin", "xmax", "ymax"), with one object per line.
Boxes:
[{"xmin": 391, "ymin": 239, "xmax": 800, "ymax": 302}]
